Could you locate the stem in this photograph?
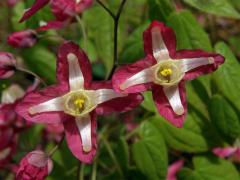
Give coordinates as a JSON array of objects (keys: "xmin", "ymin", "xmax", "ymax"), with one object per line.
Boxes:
[
  {"xmin": 76, "ymin": 162, "xmax": 81, "ymax": 180},
  {"xmin": 75, "ymin": 15, "xmax": 87, "ymax": 50},
  {"xmin": 96, "ymin": 0, "xmax": 115, "ymax": 19},
  {"xmin": 96, "ymin": 0, "xmax": 127, "ymax": 79},
  {"xmin": 16, "ymin": 66, "xmax": 47, "ymax": 87},
  {"xmin": 125, "ymin": 127, "xmax": 139, "ymax": 140},
  {"xmin": 91, "ymin": 160, "xmax": 97, "ymax": 180},
  {"xmin": 48, "ymin": 135, "xmax": 65, "ymax": 157},
  {"xmin": 80, "ymin": 163, "xmax": 85, "ymax": 180},
  {"xmin": 102, "ymin": 136, "xmax": 123, "ymax": 176}
]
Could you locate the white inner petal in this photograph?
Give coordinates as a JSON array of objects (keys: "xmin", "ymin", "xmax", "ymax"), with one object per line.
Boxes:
[
  {"xmin": 75, "ymin": 115, "xmax": 92, "ymax": 152},
  {"xmin": 163, "ymin": 85, "xmax": 184, "ymax": 115},
  {"xmin": 67, "ymin": 53, "xmax": 84, "ymax": 91},
  {"xmin": 28, "ymin": 151, "xmax": 48, "ymax": 168},
  {"xmin": 120, "ymin": 68, "xmax": 153, "ymax": 90},
  {"xmin": 151, "ymin": 26, "xmax": 170, "ymax": 61},
  {"xmin": 0, "ymin": 148, "xmax": 11, "ymax": 160},
  {"xmin": 93, "ymin": 89, "xmax": 127, "ymax": 105},
  {"xmin": 28, "ymin": 96, "xmax": 65, "ymax": 115},
  {"xmin": 1, "ymin": 84, "xmax": 25, "ymax": 104},
  {"xmin": 180, "ymin": 57, "xmax": 214, "ymax": 73}
]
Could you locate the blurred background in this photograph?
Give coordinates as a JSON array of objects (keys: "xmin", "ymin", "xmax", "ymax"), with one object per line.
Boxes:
[{"xmin": 0, "ymin": 0, "xmax": 240, "ymax": 179}]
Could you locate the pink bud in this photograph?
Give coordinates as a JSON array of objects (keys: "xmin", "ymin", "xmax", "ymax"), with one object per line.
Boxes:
[
  {"xmin": 0, "ymin": 52, "xmax": 16, "ymax": 79},
  {"xmin": 16, "ymin": 150, "xmax": 53, "ymax": 180},
  {"xmin": 7, "ymin": 0, "xmax": 19, "ymax": 7},
  {"xmin": 8, "ymin": 30, "xmax": 38, "ymax": 48}
]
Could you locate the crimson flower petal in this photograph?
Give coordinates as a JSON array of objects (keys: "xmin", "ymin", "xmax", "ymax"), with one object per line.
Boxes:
[
  {"xmin": 19, "ymin": 0, "xmax": 50, "ymax": 22},
  {"xmin": 112, "ymin": 55, "xmax": 156, "ymax": 93},
  {"xmin": 167, "ymin": 160, "xmax": 184, "ymax": 180},
  {"xmin": 91, "ymin": 81, "xmax": 144, "ymax": 115},
  {"xmin": 152, "ymin": 82, "xmax": 187, "ymax": 128},
  {"xmin": 174, "ymin": 49, "xmax": 225, "ymax": 80},
  {"xmin": 63, "ymin": 112, "xmax": 97, "ymax": 163},
  {"xmin": 0, "ymin": 52, "xmax": 16, "ymax": 79},
  {"xmin": 57, "ymin": 42, "xmax": 92, "ymax": 88},
  {"xmin": 143, "ymin": 21, "xmax": 176, "ymax": 59},
  {"xmin": 36, "ymin": 20, "xmax": 66, "ymax": 31},
  {"xmin": 212, "ymin": 147, "xmax": 237, "ymax": 158},
  {"xmin": 8, "ymin": 30, "xmax": 38, "ymax": 48},
  {"xmin": 15, "ymin": 84, "xmax": 68, "ymax": 124}
]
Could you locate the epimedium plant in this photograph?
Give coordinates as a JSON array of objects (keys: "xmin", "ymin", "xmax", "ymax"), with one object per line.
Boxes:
[{"xmin": 0, "ymin": 0, "xmax": 240, "ymax": 180}]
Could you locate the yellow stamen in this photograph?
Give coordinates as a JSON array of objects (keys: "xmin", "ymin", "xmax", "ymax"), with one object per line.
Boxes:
[
  {"xmin": 160, "ymin": 68, "xmax": 172, "ymax": 77},
  {"xmin": 74, "ymin": 98, "xmax": 85, "ymax": 109}
]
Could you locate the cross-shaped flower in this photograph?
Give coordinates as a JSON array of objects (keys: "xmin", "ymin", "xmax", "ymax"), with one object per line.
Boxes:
[
  {"xmin": 16, "ymin": 42, "xmax": 143, "ymax": 163},
  {"xmin": 113, "ymin": 21, "xmax": 224, "ymax": 128}
]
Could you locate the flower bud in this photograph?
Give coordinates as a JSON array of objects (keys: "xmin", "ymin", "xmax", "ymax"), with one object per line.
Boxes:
[
  {"xmin": 16, "ymin": 150, "xmax": 53, "ymax": 180},
  {"xmin": 0, "ymin": 52, "xmax": 16, "ymax": 79},
  {"xmin": 8, "ymin": 30, "xmax": 38, "ymax": 48}
]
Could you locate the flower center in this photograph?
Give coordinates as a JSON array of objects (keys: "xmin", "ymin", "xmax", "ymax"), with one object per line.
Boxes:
[
  {"xmin": 153, "ymin": 60, "xmax": 184, "ymax": 86},
  {"xmin": 64, "ymin": 90, "xmax": 96, "ymax": 117},
  {"xmin": 159, "ymin": 68, "xmax": 172, "ymax": 77}
]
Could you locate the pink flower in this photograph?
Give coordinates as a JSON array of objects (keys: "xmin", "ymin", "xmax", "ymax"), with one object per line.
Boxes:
[
  {"xmin": 7, "ymin": 0, "xmax": 19, "ymax": 7},
  {"xmin": 19, "ymin": 0, "xmax": 93, "ymax": 23},
  {"xmin": 213, "ymin": 147, "xmax": 240, "ymax": 162},
  {"xmin": 0, "ymin": 84, "xmax": 25, "ymax": 130},
  {"xmin": 112, "ymin": 21, "xmax": 225, "ymax": 128},
  {"xmin": 8, "ymin": 30, "xmax": 38, "ymax": 48},
  {"xmin": 50, "ymin": 0, "xmax": 93, "ymax": 21},
  {"xmin": 16, "ymin": 42, "xmax": 143, "ymax": 163},
  {"xmin": 16, "ymin": 150, "xmax": 53, "ymax": 180},
  {"xmin": 167, "ymin": 160, "xmax": 184, "ymax": 180},
  {"xmin": 0, "ymin": 128, "xmax": 17, "ymax": 168},
  {"xmin": 43, "ymin": 124, "xmax": 64, "ymax": 142},
  {"xmin": 0, "ymin": 52, "xmax": 16, "ymax": 79}
]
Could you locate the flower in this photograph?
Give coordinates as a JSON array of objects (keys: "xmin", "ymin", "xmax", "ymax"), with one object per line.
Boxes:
[
  {"xmin": 0, "ymin": 52, "xmax": 16, "ymax": 79},
  {"xmin": 167, "ymin": 160, "xmax": 184, "ymax": 180},
  {"xmin": 112, "ymin": 21, "xmax": 225, "ymax": 127},
  {"xmin": 19, "ymin": 0, "xmax": 93, "ymax": 23},
  {"xmin": 7, "ymin": 0, "xmax": 19, "ymax": 7},
  {"xmin": 213, "ymin": 147, "xmax": 240, "ymax": 162},
  {"xmin": 0, "ymin": 84, "xmax": 32, "ymax": 168},
  {"xmin": 16, "ymin": 150, "xmax": 53, "ymax": 180},
  {"xmin": 8, "ymin": 30, "xmax": 38, "ymax": 48},
  {"xmin": 16, "ymin": 42, "xmax": 143, "ymax": 163}
]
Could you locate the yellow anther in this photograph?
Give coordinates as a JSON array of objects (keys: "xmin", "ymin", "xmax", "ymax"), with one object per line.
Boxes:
[
  {"xmin": 74, "ymin": 98, "xmax": 85, "ymax": 109},
  {"xmin": 160, "ymin": 68, "xmax": 172, "ymax": 77}
]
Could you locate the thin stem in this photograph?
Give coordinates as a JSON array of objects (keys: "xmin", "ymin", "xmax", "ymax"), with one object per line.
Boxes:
[
  {"xmin": 91, "ymin": 160, "xmax": 97, "ymax": 180},
  {"xmin": 80, "ymin": 163, "xmax": 85, "ymax": 180},
  {"xmin": 96, "ymin": 0, "xmax": 115, "ymax": 19},
  {"xmin": 102, "ymin": 136, "xmax": 123, "ymax": 176},
  {"xmin": 125, "ymin": 127, "xmax": 139, "ymax": 140},
  {"xmin": 96, "ymin": 0, "xmax": 127, "ymax": 79},
  {"xmin": 114, "ymin": 0, "xmax": 127, "ymax": 66},
  {"xmin": 16, "ymin": 66, "xmax": 47, "ymax": 87},
  {"xmin": 48, "ymin": 135, "xmax": 65, "ymax": 157},
  {"xmin": 75, "ymin": 15, "xmax": 87, "ymax": 50},
  {"xmin": 76, "ymin": 162, "xmax": 81, "ymax": 180}
]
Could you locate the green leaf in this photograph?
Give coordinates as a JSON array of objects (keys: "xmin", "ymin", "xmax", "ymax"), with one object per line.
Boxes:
[
  {"xmin": 151, "ymin": 111, "xmax": 223, "ymax": 153},
  {"xmin": 183, "ymin": 0, "xmax": 240, "ymax": 19},
  {"xmin": 120, "ymin": 22, "xmax": 149, "ymax": 64},
  {"xmin": 213, "ymin": 42, "xmax": 240, "ymax": 111},
  {"xmin": 21, "ymin": 45, "xmax": 56, "ymax": 83},
  {"xmin": 83, "ymin": 6, "xmax": 116, "ymax": 77},
  {"xmin": 132, "ymin": 121, "xmax": 168, "ymax": 180},
  {"xmin": 115, "ymin": 137, "xmax": 129, "ymax": 175},
  {"xmin": 209, "ymin": 95, "xmax": 240, "ymax": 140},
  {"xmin": 178, "ymin": 155, "xmax": 240, "ymax": 180},
  {"xmin": 11, "ymin": 2, "xmax": 26, "ymax": 31},
  {"xmin": 167, "ymin": 10, "xmax": 212, "ymax": 51},
  {"xmin": 140, "ymin": 91, "xmax": 157, "ymax": 113},
  {"xmin": 147, "ymin": 0, "xmax": 174, "ymax": 22}
]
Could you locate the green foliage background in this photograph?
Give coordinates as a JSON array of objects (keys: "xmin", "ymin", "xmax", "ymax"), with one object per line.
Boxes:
[{"xmin": 1, "ymin": 0, "xmax": 240, "ymax": 179}]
